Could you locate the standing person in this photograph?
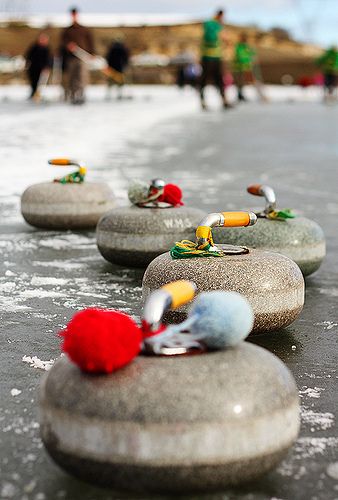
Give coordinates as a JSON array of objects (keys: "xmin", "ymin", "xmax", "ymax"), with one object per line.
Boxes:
[
  {"xmin": 177, "ymin": 63, "xmax": 201, "ymax": 89},
  {"xmin": 105, "ymin": 36, "xmax": 130, "ymax": 99},
  {"xmin": 25, "ymin": 33, "xmax": 52, "ymax": 100},
  {"xmin": 60, "ymin": 46, "xmax": 71, "ymax": 102},
  {"xmin": 233, "ymin": 33, "xmax": 256, "ymax": 102},
  {"xmin": 316, "ymin": 46, "xmax": 338, "ymax": 103},
  {"xmin": 60, "ymin": 7, "xmax": 95, "ymax": 104},
  {"xmin": 200, "ymin": 9, "xmax": 232, "ymax": 110}
]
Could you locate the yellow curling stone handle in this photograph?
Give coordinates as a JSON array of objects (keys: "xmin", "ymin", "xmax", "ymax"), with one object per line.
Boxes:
[
  {"xmin": 162, "ymin": 280, "xmax": 196, "ymax": 310},
  {"xmin": 195, "ymin": 211, "xmax": 257, "ymax": 249},
  {"xmin": 221, "ymin": 211, "xmax": 253, "ymax": 227}
]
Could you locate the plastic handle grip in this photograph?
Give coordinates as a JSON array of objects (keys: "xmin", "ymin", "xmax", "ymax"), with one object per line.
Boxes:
[
  {"xmin": 48, "ymin": 158, "xmax": 73, "ymax": 166},
  {"xmin": 221, "ymin": 212, "xmax": 252, "ymax": 227},
  {"xmin": 247, "ymin": 184, "xmax": 263, "ymax": 196},
  {"xmin": 161, "ymin": 281, "xmax": 196, "ymax": 310}
]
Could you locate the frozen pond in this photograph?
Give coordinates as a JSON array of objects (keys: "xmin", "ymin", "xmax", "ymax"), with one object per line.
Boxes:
[{"xmin": 0, "ymin": 84, "xmax": 337, "ymax": 499}]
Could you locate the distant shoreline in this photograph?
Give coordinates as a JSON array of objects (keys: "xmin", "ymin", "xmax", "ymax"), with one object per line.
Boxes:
[{"xmin": 0, "ymin": 20, "xmax": 322, "ymax": 85}]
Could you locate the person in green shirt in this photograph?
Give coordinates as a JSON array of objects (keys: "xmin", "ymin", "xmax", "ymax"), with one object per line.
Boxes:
[
  {"xmin": 233, "ymin": 33, "xmax": 256, "ymax": 101},
  {"xmin": 200, "ymin": 9, "xmax": 232, "ymax": 110},
  {"xmin": 316, "ymin": 46, "xmax": 338, "ymax": 101}
]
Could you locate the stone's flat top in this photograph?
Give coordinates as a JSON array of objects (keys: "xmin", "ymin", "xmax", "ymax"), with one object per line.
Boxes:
[
  {"xmin": 1, "ymin": 90, "xmax": 338, "ymax": 500},
  {"xmin": 97, "ymin": 205, "xmax": 205, "ymax": 234},
  {"xmin": 214, "ymin": 216, "xmax": 325, "ymax": 247},
  {"xmin": 99, "ymin": 205, "xmax": 204, "ymax": 217},
  {"xmin": 21, "ymin": 182, "xmax": 115, "ymax": 204},
  {"xmin": 143, "ymin": 248, "xmax": 304, "ymax": 295},
  {"xmin": 43, "ymin": 343, "xmax": 297, "ymax": 423}
]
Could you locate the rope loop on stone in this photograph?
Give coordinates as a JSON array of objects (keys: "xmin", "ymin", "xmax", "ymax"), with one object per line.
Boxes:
[
  {"xmin": 266, "ymin": 209, "xmax": 296, "ymax": 221},
  {"xmin": 170, "ymin": 239, "xmax": 224, "ymax": 259},
  {"xmin": 170, "ymin": 211, "xmax": 257, "ymax": 259},
  {"xmin": 49, "ymin": 158, "xmax": 87, "ymax": 184}
]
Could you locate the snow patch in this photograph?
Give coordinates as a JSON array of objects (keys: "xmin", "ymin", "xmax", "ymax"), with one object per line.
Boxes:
[
  {"xmin": 295, "ymin": 437, "xmax": 338, "ymax": 459},
  {"xmin": 39, "ymin": 234, "xmax": 95, "ymax": 250},
  {"xmin": 316, "ymin": 320, "xmax": 338, "ymax": 330},
  {"xmin": 10, "ymin": 388, "xmax": 21, "ymax": 396},
  {"xmin": 20, "ymin": 289, "xmax": 64, "ymax": 299},
  {"xmin": 277, "ymin": 437, "xmax": 338, "ymax": 479},
  {"xmin": 301, "ymin": 407, "xmax": 334, "ymax": 431},
  {"xmin": 30, "ymin": 276, "xmax": 69, "ymax": 286},
  {"xmin": 22, "ymin": 355, "xmax": 55, "ymax": 371},
  {"xmin": 299, "ymin": 386, "xmax": 325, "ymax": 399},
  {"xmin": 33, "ymin": 259, "xmax": 86, "ymax": 270}
]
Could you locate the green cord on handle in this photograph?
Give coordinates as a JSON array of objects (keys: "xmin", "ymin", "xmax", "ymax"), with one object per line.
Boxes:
[{"xmin": 49, "ymin": 158, "xmax": 87, "ymax": 184}]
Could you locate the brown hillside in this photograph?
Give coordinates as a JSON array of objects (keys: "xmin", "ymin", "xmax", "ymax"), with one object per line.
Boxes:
[{"xmin": 0, "ymin": 21, "xmax": 323, "ymax": 84}]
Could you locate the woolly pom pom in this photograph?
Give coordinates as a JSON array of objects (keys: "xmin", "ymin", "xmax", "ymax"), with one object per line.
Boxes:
[
  {"xmin": 128, "ymin": 180, "xmax": 151, "ymax": 205},
  {"xmin": 61, "ymin": 308, "xmax": 143, "ymax": 374},
  {"xmin": 188, "ymin": 291, "xmax": 254, "ymax": 349},
  {"xmin": 158, "ymin": 184, "xmax": 184, "ymax": 206}
]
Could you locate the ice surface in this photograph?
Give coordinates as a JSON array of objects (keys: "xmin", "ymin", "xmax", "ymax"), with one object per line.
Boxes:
[{"xmin": 0, "ymin": 83, "xmax": 336, "ymax": 499}]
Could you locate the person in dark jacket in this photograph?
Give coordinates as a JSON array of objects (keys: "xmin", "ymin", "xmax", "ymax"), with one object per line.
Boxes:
[
  {"xmin": 60, "ymin": 7, "xmax": 95, "ymax": 104},
  {"xmin": 105, "ymin": 37, "xmax": 129, "ymax": 98},
  {"xmin": 25, "ymin": 33, "xmax": 52, "ymax": 99},
  {"xmin": 106, "ymin": 38, "xmax": 129, "ymax": 74}
]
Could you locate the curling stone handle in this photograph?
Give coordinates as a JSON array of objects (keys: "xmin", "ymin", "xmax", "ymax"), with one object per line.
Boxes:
[
  {"xmin": 247, "ymin": 184, "xmax": 263, "ymax": 196},
  {"xmin": 150, "ymin": 178, "xmax": 165, "ymax": 190},
  {"xmin": 48, "ymin": 158, "xmax": 81, "ymax": 167},
  {"xmin": 197, "ymin": 211, "xmax": 257, "ymax": 230},
  {"xmin": 143, "ymin": 281, "xmax": 196, "ymax": 333},
  {"xmin": 221, "ymin": 211, "xmax": 257, "ymax": 227},
  {"xmin": 247, "ymin": 184, "xmax": 276, "ymax": 212},
  {"xmin": 161, "ymin": 281, "xmax": 196, "ymax": 309},
  {"xmin": 196, "ymin": 212, "xmax": 257, "ymax": 249}
]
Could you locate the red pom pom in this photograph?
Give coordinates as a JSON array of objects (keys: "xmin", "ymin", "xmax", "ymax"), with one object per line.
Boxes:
[
  {"xmin": 158, "ymin": 184, "xmax": 184, "ymax": 206},
  {"xmin": 60, "ymin": 308, "xmax": 143, "ymax": 374}
]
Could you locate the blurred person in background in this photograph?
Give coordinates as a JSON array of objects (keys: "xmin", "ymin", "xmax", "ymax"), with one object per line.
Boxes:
[
  {"xmin": 233, "ymin": 33, "xmax": 267, "ymax": 103},
  {"xmin": 25, "ymin": 33, "xmax": 52, "ymax": 100},
  {"xmin": 177, "ymin": 62, "xmax": 201, "ymax": 89},
  {"xmin": 60, "ymin": 46, "xmax": 70, "ymax": 101},
  {"xmin": 105, "ymin": 36, "xmax": 130, "ymax": 99},
  {"xmin": 233, "ymin": 33, "xmax": 255, "ymax": 102},
  {"xmin": 60, "ymin": 7, "xmax": 95, "ymax": 104},
  {"xmin": 199, "ymin": 8, "xmax": 232, "ymax": 110},
  {"xmin": 316, "ymin": 45, "xmax": 338, "ymax": 103}
]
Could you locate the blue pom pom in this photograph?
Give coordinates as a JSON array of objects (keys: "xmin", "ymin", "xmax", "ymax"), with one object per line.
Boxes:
[{"xmin": 188, "ymin": 291, "xmax": 254, "ymax": 348}]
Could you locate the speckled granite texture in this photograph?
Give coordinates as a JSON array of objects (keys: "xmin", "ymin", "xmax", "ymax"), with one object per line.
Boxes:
[
  {"xmin": 142, "ymin": 248, "xmax": 305, "ymax": 333},
  {"xmin": 40, "ymin": 345, "xmax": 299, "ymax": 493},
  {"xmin": 213, "ymin": 217, "xmax": 325, "ymax": 276},
  {"xmin": 21, "ymin": 182, "xmax": 115, "ymax": 229},
  {"xmin": 96, "ymin": 205, "xmax": 205, "ymax": 267}
]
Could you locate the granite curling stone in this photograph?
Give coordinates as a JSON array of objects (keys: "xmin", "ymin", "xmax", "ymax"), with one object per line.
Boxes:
[
  {"xmin": 21, "ymin": 158, "xmax": 115, "ymax": 230},
  {"xmin": 40, "ymin": 281, "xmax": 300, "ymax": 493},
  {"xmin": 96, "ymin": 178, "xmax": 205, "ymax": 267},
  {"xmin": 214, "ymin": 184, "xmax": 326, "ymax": 276},
  {"xmin": 143, "ymin": 211, "xmax": 305, "ymax": 333}
]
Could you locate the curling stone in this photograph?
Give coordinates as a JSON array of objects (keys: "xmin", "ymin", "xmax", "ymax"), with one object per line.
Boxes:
[
  {"xmin": 214, "ymin": 184, "xmax": 325, "ymax": 276},
  {"xmin": 96, "ymin": 178, "xmax": 205, "ymax": 267},
  {"xmin": 143, "ymin": 211, "xmax": 305, "ymax": 333},
  {"xmin": 40, "ymin": 281, "xmax": 300, "ymax": 493},
  {"xmin": 21, "ymin": 158, "xmax": 115, "ymax": 230}
]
